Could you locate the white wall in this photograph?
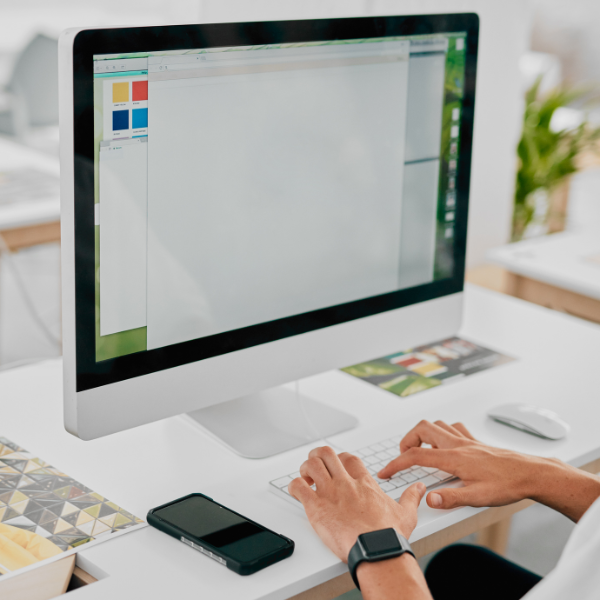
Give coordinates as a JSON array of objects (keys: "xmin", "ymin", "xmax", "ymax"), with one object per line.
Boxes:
[
  {"xmin": 0, "ymin": 0, "xmax": 530, "ymax": 268},
  {"xmin": 0, "ymin": 0, "xmax": 202, "ymax": 53},
  {"xmin": 531, "ymin": 0, "xmax": 600, "ymax": 86},
  {"xmin": 198, "ymin": 0, "xmax": 532, "ymax": 268}
]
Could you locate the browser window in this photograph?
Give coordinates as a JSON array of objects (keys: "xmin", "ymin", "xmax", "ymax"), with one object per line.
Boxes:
[{"xmin": 92, "ymin": 33, "xmax": 467, "ymax": 361}]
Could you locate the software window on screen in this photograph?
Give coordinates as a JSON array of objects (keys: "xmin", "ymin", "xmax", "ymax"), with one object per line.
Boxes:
[{"xmin": 92, "ymin": 34, "xmax": 466, "ymax": 360}]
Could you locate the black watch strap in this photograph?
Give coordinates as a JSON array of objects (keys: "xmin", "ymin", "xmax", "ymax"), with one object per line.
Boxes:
[{"xmin": 347, "ymin": 528, "xmax": 415, "ymax": 590}]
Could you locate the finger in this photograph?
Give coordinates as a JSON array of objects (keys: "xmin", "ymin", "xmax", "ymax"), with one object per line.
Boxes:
[
  {"xmin": 434, "ymin": 420, "xmax": 465, "ymax": 438},
  {"xmin": 300, "ymin": 456, "xmax": 332, "ymax": 490},
  {"xmin": 300, "ymin": 473, "xmax": 315, "ymax": 486},
  {"xmin": 399, "ymin": 420, "xmax": 461, "ymax": 454},
  {"xmin": 427, "ymin": 484, "xmax": 483, "ymax": 510},
  {"xmin": 309, "ymin": 446, "xmax": 346, "ymax": 479},
  {"xmin": 378, "ymin": 447, "xmax": 454, "ymax": 479},
  {"xmin": 452, "ymin": 422, "xmax": 477, "ymax": 440},
  {"xmin": 338, "ymin": 452, "xmax": 370, "ymax": 479},
  {"xmin": 289, "ymin": 477, "xmax": 317, "ymax": 507},
  {"xmin": 398, "ymin": 481, "xmax": 427, "ymax": 512}
]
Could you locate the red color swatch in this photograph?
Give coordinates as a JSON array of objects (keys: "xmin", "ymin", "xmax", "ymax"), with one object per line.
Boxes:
[
  {"xmin": 396, "ymin": 357, "xmax": 421, "ymax": 367},
  {"xmin": 132, "ymin": 80, "xmax": 148, "ymax": 101}
]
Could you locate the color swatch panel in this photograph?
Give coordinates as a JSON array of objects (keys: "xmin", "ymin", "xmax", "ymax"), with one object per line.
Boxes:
[
  {"xmin": 132, "ymin": 80, "xmax": 148, "ymax": 101},
  {"xmin": 112, "ymin": 82, "xmax": 129, "ymax": 103},
  {"xmin": 342, "ymin": 336, "xmax": 514, "ymax": 399},
  {"xmin": 112, "ymin": 110, "xmax": 129, "ymax": 131},
  {"xmin": 132, "ymin": 108, "xmax": 148, "ymax": 129}
]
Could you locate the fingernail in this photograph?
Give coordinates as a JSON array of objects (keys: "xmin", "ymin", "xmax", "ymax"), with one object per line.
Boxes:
[
  {"xmin": 417, "ymin": 482, "xmax": 426, "ymax": 493},
  {"xmin": 430, "ymin": 493, "xmax": 443, "ymax": 507}
]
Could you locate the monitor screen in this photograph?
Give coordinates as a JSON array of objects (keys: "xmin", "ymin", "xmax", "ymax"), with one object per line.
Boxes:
[
  {"xmin": 91, "ymin": 32, "xmax": 468, "ymax": 363},
  {"xmin": 70, "ymin": 16, "xmax": 477, "ymax": 392}
]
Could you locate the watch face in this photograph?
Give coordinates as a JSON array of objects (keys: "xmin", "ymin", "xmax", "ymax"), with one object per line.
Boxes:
[{"xmin": 360, "ymin": 529, "xmax": 402, "ymax": 556}]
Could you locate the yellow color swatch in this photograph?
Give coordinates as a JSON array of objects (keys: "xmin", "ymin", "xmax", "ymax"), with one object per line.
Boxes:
[
  {"xmin": 112, "ymin": 82, "xmax": 129, "ymax": 103},
  {"xmin": 410, "ymin": 363, "xmax": 443, "ymax": 376}
]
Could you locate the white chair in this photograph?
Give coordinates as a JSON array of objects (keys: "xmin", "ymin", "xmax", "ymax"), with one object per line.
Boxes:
[{"xmin": 0, "ymin": 34, "xmax": 59, "ymax": 152}]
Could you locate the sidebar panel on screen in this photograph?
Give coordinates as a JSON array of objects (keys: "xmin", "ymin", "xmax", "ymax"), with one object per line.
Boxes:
[{"xmin": 93, "ymin": 57, "xmax": 149, "ymax": 358}]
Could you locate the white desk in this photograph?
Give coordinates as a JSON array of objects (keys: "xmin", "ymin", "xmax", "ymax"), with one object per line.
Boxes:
[
  {"xmin": 0, "ymin": 135, "xmax": 60, "ymax": 249},
  {"xmin": 2, "ymin": 285, "xmax": 600, "ymax": 599},
  {"xmin": 488, "ymin": 232, "xmax": 600, "ymax": 323},
  {"xmin": 488, "ymin": 232, "xmax": 600, "ymax": 301}
]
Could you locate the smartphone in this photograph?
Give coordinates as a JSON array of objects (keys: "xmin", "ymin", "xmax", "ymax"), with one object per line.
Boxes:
[{"xmin": 147, "ymin": 493, "xmax": 294, "ymax": 575}]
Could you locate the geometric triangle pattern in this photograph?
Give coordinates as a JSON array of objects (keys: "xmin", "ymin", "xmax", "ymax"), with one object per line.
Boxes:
[{"xmin": 0, "ymin": 437, "xmax": 144, "ymax": 574}]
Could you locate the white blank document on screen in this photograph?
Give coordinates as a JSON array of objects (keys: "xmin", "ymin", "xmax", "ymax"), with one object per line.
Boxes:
[
  {"xmin": 99, "ymin": 140, "xmax": 147, "ymax": 336},
  {"xmin": 146, "ymin": 55, "xmax": 410, "ymax": 349}
]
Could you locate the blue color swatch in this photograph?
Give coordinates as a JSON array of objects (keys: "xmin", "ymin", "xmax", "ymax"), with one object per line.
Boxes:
[
  {"xmin": 112, "ymin": 109, "xmax": 129, "ymax": 131},
  {"xmin": 132, "ymin": 108, "xmax": 148, "ymax": 129}
]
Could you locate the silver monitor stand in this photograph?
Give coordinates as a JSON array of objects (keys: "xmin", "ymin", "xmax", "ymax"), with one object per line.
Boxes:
[{"xmin": 183, "ymin": 386, "xmax": 358, "ymax": 459}]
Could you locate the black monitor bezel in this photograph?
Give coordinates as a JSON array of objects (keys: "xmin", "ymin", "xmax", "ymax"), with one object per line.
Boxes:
[{"xmin": 71, "ymin": 13, "xmax": 479, "ymax": 392}]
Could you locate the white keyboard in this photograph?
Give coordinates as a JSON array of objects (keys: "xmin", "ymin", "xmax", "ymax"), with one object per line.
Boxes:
[{"xmin": 269, "ymin": 434, "xmax": 456, "ymax": 505}]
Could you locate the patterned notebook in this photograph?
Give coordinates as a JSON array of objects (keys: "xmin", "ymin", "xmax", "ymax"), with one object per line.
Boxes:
[{"xmin": 0, "ymin": 436, "xmax": 144, "ymax": 577}]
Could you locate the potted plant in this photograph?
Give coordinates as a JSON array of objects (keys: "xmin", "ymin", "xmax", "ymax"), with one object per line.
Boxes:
[{"xmin": 513, "ymin": 78, "xmax": 600, "ymax": 242}]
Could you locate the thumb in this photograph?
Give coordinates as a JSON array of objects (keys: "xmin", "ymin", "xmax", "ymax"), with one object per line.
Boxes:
[
  {"xmin": 398, "ymin": 482, "xmax": 427, "ymax": 511},
  {"xmin": 427, "ymin": 485, "xmax": 478, "ymax": 509}
]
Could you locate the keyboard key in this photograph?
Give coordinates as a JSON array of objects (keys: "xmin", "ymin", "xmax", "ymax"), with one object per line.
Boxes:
[
  {"xmin": 422, "ymin": 467, "xmax": 438, "ymax": 474},
  {"xmin": 421, "ymin": 475, "xmax": 441, "ymax": 488},
  {"xmin": 360, "ymin": 447, "xmax": 375, "ymax": 457},
  {"xmin": 272, "ymin": 476, "xmax": 293, "ymax": 488},
  {"xmin": 371, "ymin": 461, "xmax": 386, "ymax": 472},
  {"xmin": 380, "ymin": 482, "xmax": 395, "ymax": 492},
  {"xmin": 382, "ymin": 439, "xmax": 397, "ymax": 449},
  {"xmin": 283, "ymin": 486, "xmax": 290, "ymax": 495},
  {"xmin": 353, "ymin": 450, "xmax": 365, "ymax": 458},
  {"xmin": 411, "ymin": 468, "xmax": 428, "ymax": 479},
  {"xmin": 373, "ymin": 475, "xmax": 389, "ymax": 483},
  {"xmin": 290, "ymin": 472, "xmax": 301, "ymax": 479},
  {"xmin": 433, "ymin": 470, "xmax": 453, "ymax": 481},
  {"xmin": 400, "ymin": 468, "xmax": 413, "ymax": 475},
  {"xmin": 391, "ymin": 435, "xmax": 403, "ymax": 444},
  {"xmin": 370, "ymin": 444, "xmax": 385, "ymax": 452},
  {"xmin": 364, "ymin": 456, "xmax": 379, "ymax": 466},
  {"xmin": 402, "ymin": 473, "xmax": 417, "ymax": 483},
  {"xmin": 375, "ymin": 451, "xmax": 391, "ymax": 461}
]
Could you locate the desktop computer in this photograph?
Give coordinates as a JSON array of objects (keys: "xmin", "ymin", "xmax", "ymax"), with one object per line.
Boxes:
[{"xmin": 59, "ymin": 14, "xmax": 478, "ymax": 459}]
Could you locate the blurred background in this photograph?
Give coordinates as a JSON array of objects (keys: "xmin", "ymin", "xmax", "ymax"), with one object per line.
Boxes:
[{"xmin": 0, "ymin": 0, "xmax": 599, "ymax": 589}]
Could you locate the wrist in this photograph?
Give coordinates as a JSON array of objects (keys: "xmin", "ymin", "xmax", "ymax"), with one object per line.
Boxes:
[
  {"xmin": 357, "ymin": 554, "xmax": 428, "ymax": 599},
  {"xmin": 357, "ymin": 552, "xmax": 415, "ymax": 581},
  {"xmin": 527, "ymin": 457, "xmax": 600, "ymax": 521},
  {"xmin": 525, "ymin": 457, "xmax": 572, "ymax": 501},
  {"xmin": 519, "ymin": 455, "xmax": 558, "ymax": 500}
]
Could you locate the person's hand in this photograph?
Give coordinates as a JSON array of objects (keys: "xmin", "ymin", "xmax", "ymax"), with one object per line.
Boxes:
[
  {"xmin": 288, "ymin": 446, "xmax": 426, "ymax": 561},
  {"xmin": 377, "ymin": 420, "xmax": 544, "ymax": 510}
]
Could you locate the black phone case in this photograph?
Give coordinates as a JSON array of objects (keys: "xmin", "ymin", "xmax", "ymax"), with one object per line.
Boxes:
[{"xmin": 147, "ymin": 493, "xmax": 294, "ymax": 575}]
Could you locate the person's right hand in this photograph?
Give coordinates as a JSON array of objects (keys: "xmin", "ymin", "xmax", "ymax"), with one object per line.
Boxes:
[{"xmin": 377, "ymin": 420, "xmax": 545, "ymax": 510}]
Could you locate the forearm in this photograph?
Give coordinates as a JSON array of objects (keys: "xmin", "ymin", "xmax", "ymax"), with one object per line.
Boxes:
[
  {"xmin": 357, "ymin": 554, "xmax": 432, "ymax": 600},
  {"xmin": 527, "ymin": 458, "xmax": 600, "ymax": 522}
]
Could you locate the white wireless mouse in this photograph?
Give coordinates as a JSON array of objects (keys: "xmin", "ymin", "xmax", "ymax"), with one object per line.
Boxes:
[{"xmin": 487, "ymin": 403, "xmax": 570, "ymax": 440}]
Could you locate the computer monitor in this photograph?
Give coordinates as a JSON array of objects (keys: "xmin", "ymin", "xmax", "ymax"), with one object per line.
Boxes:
[{"xmin": 59, "ymin": 14, "xmax": 478, "ymax": 456}]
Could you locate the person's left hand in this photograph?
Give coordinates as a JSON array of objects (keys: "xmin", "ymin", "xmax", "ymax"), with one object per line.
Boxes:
[{"xmin": 288, "ymin": 446, "xmax": 426, "ymax": 562}]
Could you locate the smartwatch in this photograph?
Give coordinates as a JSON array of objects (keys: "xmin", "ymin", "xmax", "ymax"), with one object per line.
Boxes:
[{"xmin": 347, "ymin": 528, "xmax": 415, "ymax": 590}]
